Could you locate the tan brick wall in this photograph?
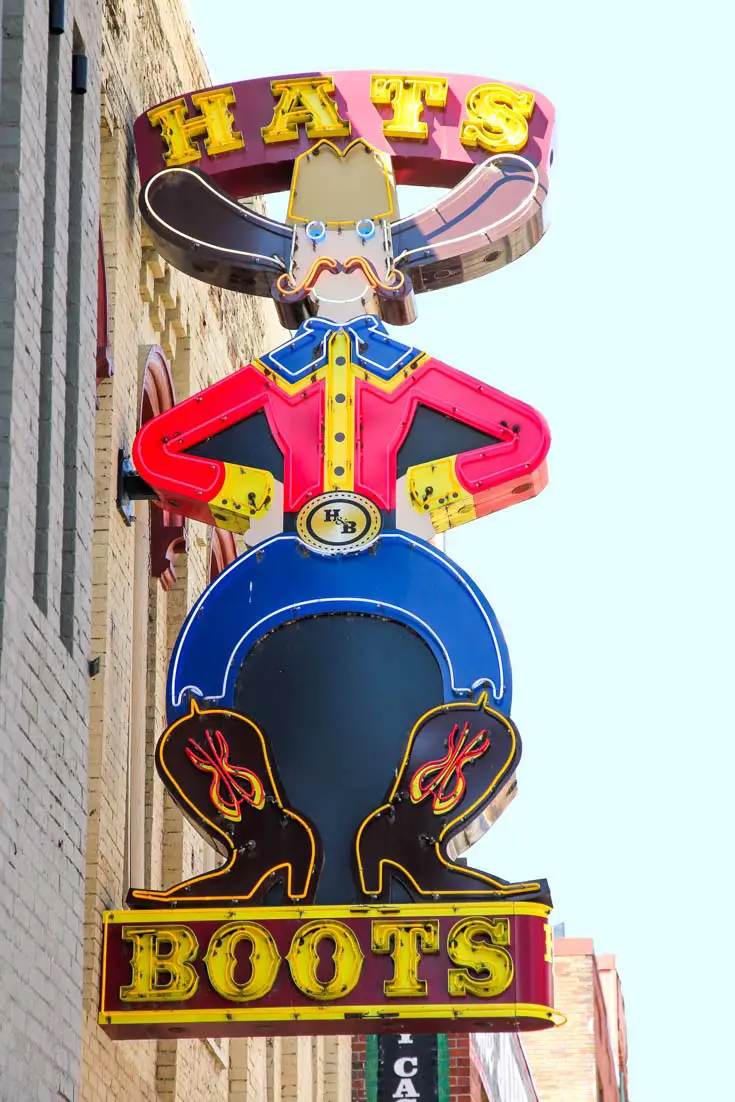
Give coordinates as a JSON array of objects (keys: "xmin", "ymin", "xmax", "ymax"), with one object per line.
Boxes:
[
  {"xmin": 282, "ymin": 1038, "xmax": 314, "ymax": 1102},
  {"xmin": 523, "ymin": 951, "xmax": 597, "ymax": 1102},
  {"xmin": 324, "ymin": 1038, "xmax": 352, "ymax": 1102},
  {"xmin": 230, "ymin": 1038, "xmax": 268, "ymax": 1100}
]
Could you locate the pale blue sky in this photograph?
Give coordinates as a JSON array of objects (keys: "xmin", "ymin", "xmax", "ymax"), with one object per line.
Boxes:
[{"xmin": 181, "ymin": 3, "xmax": 732, "ymax": 1095}]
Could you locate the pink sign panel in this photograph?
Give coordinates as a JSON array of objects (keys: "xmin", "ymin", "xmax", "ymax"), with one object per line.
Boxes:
[{"xmin": 134, "ymin": 70, "xmax": 555, "ymax": 197}]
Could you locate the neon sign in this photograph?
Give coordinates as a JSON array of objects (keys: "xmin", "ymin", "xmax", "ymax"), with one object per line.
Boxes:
[{"xmin": 101, "ymin": 70, "xmax": 558, "ymax": 1040}]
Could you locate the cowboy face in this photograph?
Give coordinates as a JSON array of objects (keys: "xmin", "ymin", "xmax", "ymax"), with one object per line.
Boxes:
[
  {"xmin": 274, "ymin": 139, "xmax": 411, "ymax": 324},
  {"xmin": 285, "ymin": 215, "xmax": 400, "ymax": 321}
]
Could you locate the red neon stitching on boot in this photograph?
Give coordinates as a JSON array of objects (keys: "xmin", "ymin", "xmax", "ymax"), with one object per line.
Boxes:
[
  {"xmin": 408, "ymin": 722, "xmax": 491, "ymax": 814},
  {"xmin": 185, "ymin": 728, "xmax": 266, "ymax": 821}
]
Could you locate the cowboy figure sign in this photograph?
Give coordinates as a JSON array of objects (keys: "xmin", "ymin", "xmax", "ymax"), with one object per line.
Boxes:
[{"xmin": 101, "ymin": 72, "xmax": 559, "ymax": 1040}]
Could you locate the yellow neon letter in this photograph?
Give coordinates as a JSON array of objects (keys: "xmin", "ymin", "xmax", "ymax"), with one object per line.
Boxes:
[
  {"xmin": 446, "ymin": 917, "xmax": 513, "ymax": 998},
  {"xmin": 370, "ymin": 75, "xmax": 448, "ymax": 140},
  {"xmin": 204, "ymin": 921, "xmax": 281, "ymax": 1002},
  {"xmin": 147, "ymin": 87, "xmax": 245, "ymax": 167},
  {"xmin": 544, "ymin": 922, "xmax": 554, "ymax": 964},
  {"xmin": 371, "ymin": 920, "xmax": 440, "ymax": 997},
  {"xmin": 119, "ymin": 925, "xmax": 199, "ymax": 1002},
  {"xmin": 286, "ymin": 920, "xmax": 364, "ymax": 1000},
  {"xmin": 459, "ymin": 83, "xmax": 535, "ymax": 154},
  {"xmin": 262, "ymin": 77, "xmax": 351, "ymax": 144}
]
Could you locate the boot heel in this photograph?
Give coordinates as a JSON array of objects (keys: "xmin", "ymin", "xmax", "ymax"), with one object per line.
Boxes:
[{"xmin": 355, "ymin": 806, "xmax": 391, "ymax": 896}]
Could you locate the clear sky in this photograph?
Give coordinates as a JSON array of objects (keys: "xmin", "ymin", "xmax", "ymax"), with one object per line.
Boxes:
[{"xmin": 181, "ymin": 3, "xmax": 732, "ymax": 1095}]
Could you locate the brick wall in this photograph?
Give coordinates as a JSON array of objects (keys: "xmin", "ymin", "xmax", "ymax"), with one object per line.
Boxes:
[
  {"xmin": 0, "ymin": 1, "xmax": 101, "ymax": 1098},
  {"xmin": 352, "ymin": 1036, "xmax": 367, "ymax": 1101},
  {"xmin": 324, "ymin": 1038, "xmax": 352, "ymax": 1102},
  {"xmin": 449, "ymin": 1034, "xmax": 483, "ymax": 1102},
  {"xmin": 522, "ymin": 938, "xmax": 621, "ymax": 1102}
]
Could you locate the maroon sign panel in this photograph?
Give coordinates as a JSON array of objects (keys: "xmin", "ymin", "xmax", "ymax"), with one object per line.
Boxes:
[{"xmin": 100, "ymin": 904, "xmax": 556, "ymax": 1039}]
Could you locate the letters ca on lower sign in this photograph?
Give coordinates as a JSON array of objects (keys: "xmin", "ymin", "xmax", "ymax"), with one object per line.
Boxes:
[{"xmin": 377, "ymin": 1033, "xmax": 445, "ymax": 1102}]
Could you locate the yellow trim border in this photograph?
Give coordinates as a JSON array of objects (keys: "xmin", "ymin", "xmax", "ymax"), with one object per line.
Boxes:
[
  {"xmin": 103, "ymin": 901, "xmax": 552, "ymax": 925},
  {"xmin": 100, "ymin": 1000, "xmax": 561, "ymax": 1028}
]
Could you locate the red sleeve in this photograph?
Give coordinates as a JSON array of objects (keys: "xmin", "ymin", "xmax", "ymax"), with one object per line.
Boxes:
[
  {"xmin": 133, "ymin": 363, "xmax": 325, "ymax": 521},
  {"xmin": 355, "ymin": 357, "xmax": 550, "ymax": 512}
]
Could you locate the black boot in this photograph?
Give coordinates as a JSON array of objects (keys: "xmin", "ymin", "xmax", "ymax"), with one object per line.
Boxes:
[
  {"xmin": 355, "ymin": 694, "xmax": 550, "ymax": 905},
  {"xmin": 128, "ymin": 702, "xmax": 322, "ymax": 907}
]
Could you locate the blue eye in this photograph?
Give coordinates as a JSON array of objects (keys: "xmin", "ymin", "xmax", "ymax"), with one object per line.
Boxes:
[
  {"xmin": 306, "ymin": 220, "xmax": 327, "ymax": 243},
  {"xmin": 356, "ymin": 218, "xmax": 376, "ymax": 241}
]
